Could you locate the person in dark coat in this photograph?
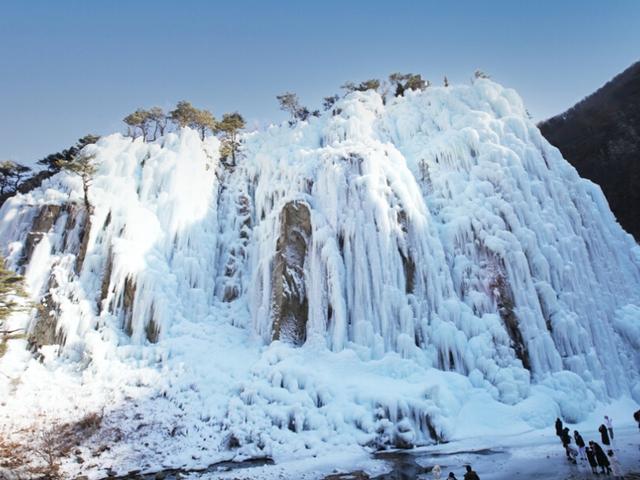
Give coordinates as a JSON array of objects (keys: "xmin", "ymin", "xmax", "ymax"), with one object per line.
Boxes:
[
  {"xmin": 590, "ymin": 441, "xmax": 611, "ymax": 474},
  {"xmin": 560, "ymin": 427, "xmax": 572, "ymax": 458},
  {"xmin": 585, "ymin": 445, "xmax": 598, "ymax": 474},
  {"xmin": 573, "ymin": 430, "xmax": 586, "ymax": 460},
  {"xmin": 463, "ymin": 465, "xmax": 480, "ymax": 480},
  {"xmin": 555, "ymin": 417, "xmax": 563, "ymax": 438},
  {"xmin": 599, "ymin": 423, "xmax": 611, "ymax": 445}
]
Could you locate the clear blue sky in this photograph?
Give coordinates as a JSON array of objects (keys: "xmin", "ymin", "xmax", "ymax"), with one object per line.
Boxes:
[{"xmin": 1, "ymin": 0, "xmax": 639, "ymax": 165}]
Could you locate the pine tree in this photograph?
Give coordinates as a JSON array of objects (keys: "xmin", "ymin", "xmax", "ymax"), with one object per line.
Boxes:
[
  {"xmin": 0, "ymin": 161, "xmax": 32, "ymax": 195},
  {"xmin": 193, "ymin": 109, "xmax": 217, "ymax": 141},
  {"xmin": 358, "ymin": 79, "xmax": 381, "ymax": 92},
  {"xmin": 389, "ymin": 73, "xmax": 408, "ymax": 96},
  {"xmin": 168, "ymin": 102, "xmax": 215, "ymax": 139},
  {"xmin": 57, "ymin": 152, "xmax": 98, "ymax": 211},
  {"xmin": 340, "ymin": 81, "xmax": 357, "ymax": 93},
  {"xmin": 388, "ymin": 73, "xmax": 407, "ymax": 84},
  {"xmin": 276, "ymin": 92, "xmax": 317, "ymax": 124},
  {"xmin": 147, "ymin": 107, "xmax": 167, "ymax": 140},
  {"xmin": 277, "ymin": 92, "xmax": 301, "ymax": 122},
  {"xmin": 36, "ymin": 135, "xmax": 99, "ymax": 173},
  {"xmin": 217, "ymin": 112, "xmax": 246, "ymax": 164},
  {"xmin": 389, "ymin": 73, "xmax": 428, "ymax": 97},
  {"xmin": 322, "ymin": 95, "xmax": 339, "ymax": 111},
  {"xmin": 342, "ymin": 79, "xmax": 381, "ymax": 94},
  {"xmin": 404, "ymin": 74, "xmax": 427, "ymax": 91},
  {"xmin": 123, "ymin": 109, "xmax": 152, "ymax": 140},
  {"xmin": 169, "ymin": 101, "xmax": 199, "ymax": 128}
]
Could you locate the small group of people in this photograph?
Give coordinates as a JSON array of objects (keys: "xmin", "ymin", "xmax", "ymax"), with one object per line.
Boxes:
[
  {"xmin": 431, "ymin": 464, "xmax": 480, "ymax": 480},
  {"xmin": 555, "ymin": 415, "xmax": 623, "ymax": 477}
]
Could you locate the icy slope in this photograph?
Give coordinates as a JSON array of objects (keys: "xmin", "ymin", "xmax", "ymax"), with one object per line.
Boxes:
[{"xmin": 1, "ymin": 79, "xmax": 639, "ymax": 476}]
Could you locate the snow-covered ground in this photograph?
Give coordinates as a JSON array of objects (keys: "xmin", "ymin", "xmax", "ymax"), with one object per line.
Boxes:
[
  {"xmin": 0, "ymin": 78, "xmax": 639, "ymax": 478},
  {"xmin": 414, "ymin": 399, "xmax": 640, "ymax": 480},
  {"xmin": 199, "ymin": 399, "xmax": 640, "ymax": 480}
]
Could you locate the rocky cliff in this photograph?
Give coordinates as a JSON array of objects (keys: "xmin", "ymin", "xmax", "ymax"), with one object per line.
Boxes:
[{"xmin": 539, "ymin": 61, "xmax": 640, "ymax": 240}]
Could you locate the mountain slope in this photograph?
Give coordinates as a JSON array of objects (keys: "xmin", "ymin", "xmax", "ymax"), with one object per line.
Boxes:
[
  {"xmin": 0, "ymin": 80, "xmax": 639, "ymax": 477},
  {"xmin": 539, "ymin": 61, "xmax": 640, "ymax": 240}
]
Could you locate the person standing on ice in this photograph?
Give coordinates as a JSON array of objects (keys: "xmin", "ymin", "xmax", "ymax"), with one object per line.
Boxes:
[
  {"xmin": 573, "ymin": 430, "xmax": 586, "ymax": 460},
  {"xmin": 607, "ymin": 450, "xmax": 623, "ymax": 479},
  {"xmin": 604, "ymin": 415, "xmax": 614, "ymax": 440},
  {"xmin": 463, "ymin": 465, "xmax": 480, "ymax": 480},
  {"xmin": 585, "ymin": 445, "xmax": 598, "ymax": 474},
  {"xmin": 590, "ymin": 440, "xmax": 612, "ymax": 475},
  {"xmin": 555, "ymin": 417, "xmax": 563, "ymax": 439},
  {"xmin": 432, "ymin": 464, "xmax": 442, "ymax": 479},
  {"xmin": 599, "ymin": 423, "xmax": 611, "ymax": 446},
  {"xmin": 560, "ymin": 427, "xmax": 573, "ymax": 459}
]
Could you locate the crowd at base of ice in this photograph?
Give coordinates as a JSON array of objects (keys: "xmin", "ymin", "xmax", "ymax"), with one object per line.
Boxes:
[
  {"xmin": 431, "ymin": 464, "xmax": 479, "ymax": 480},
  {"xmin": 424, "ymin": 412, "xmax": 640, "ymax": 480},
  {"xmin": 555, "ymin": 413, "xmax": 637, "ymax": 478},
  {"xmin": 423, "ymin": 404, "xmax": 640, "ymax": 480},
  {"xmin": 197, "ymin": 399, "xmax": 640, "ymax": 480}
]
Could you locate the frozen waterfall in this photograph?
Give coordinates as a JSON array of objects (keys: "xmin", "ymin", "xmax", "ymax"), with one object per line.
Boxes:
[{"xmin": 1, "ymin": 78, "xmax": 639, "ymax": 475}]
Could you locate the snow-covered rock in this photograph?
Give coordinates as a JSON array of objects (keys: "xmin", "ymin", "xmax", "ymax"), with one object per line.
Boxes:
[{"xmin": 0, "ymin": 79, "xmax": 639, "ymax": 477}]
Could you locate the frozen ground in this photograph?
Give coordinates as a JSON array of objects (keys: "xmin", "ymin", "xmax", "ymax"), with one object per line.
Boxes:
[
  {"xmin": 189, "ymin": 400, "xmax": 639, "ymax": 479},
  {"xmin": 410, "ymin": 400, "xmax": 640, "ymax": 480}
]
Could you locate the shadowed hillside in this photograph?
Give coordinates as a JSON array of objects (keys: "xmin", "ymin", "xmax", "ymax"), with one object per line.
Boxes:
[{"xmin": 539, "ymin": 62, "xmax": 640, "ymax": 241}]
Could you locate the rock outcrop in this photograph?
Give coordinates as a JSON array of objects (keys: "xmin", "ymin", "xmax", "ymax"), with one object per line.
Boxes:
[
  {"xmin": 270, "ymin": 201, "xmax": 312, "ymax": 346},
  {"xmin": 23, "ymin": 204, "xmax": 64, "ymax": 265}
]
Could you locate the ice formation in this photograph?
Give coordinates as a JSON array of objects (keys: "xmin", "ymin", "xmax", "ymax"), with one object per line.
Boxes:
[{"xmin": 1, "ymin": 79, "xmax": 639, "ymax": 476}]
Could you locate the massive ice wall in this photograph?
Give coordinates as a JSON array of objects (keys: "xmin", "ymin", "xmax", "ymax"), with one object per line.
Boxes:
[
  {"xmin": 1, "ymin": 79, "xmax": 639, "ymax": 470},
  {"xmin": 244, "ymin": 82, "xmax": 640, "ymax": 400}
]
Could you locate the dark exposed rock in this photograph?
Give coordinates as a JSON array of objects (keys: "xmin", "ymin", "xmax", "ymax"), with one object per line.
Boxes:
[
  {"xmin": 221, "ymin": 194, "xmax": 252, "ymax": 303},
  {"xmin": 539, "ymin": 61, "xmax": 640, "ymax": 240},
  {"xmin": 271, "ymin": 201, "xmax": 312, "ymax": 346},
  {"xmin": 22, "ymin": 204, "xmax": 64, "ymax": 265},
  {"xmin": 75, "ymin": 213, "xmax": 92, "ymax": 274},
  {"xmin": 490, "ymin": 266, "xmax": 531, "ymax": 370},
  {"xmin": 145, "ymin": 305, "xmax": 160, "ymax": 343},
  {"xmin": 22, "ymin": 202, "xmax": 91, "ymax": 272},
  {"xmin": 121, "ymin": 276, "xmax": 137, "ymax": 336},
  {"xmin": 61, "ymin": 203, "xmax": 92, "ymax": 273},
  {"xmin": 100, "ymin": 252, "xmax": 148, "ymax": 339},
  {"xmin": 222, "ymin": 285, "xmax": 239, "ymax": 302},
  {"xmin": 399, "ymin": 249, "xmax": 415, "ymax": 295},
  {"xmin": 100, "ymin": 248, "xmax": 114, "ymax": 312},
  {"xmin": 21, "ymin": 203, "xmax": 92, "ymax": 351},
  {"xmin": 29, "ymin": 274, "xmax": 66, "ymax": 349},
  {"xmin": 396, "ymin": 211, "xmax": 415, "ymax": 294}
]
